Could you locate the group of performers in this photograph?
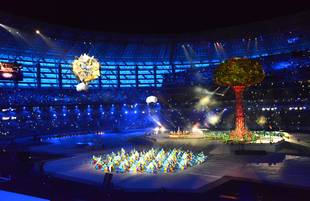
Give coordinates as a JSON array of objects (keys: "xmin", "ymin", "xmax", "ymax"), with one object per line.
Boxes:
[{"xmin": 91, "ymin": 147, "xmax": 207, "ymax": 173}]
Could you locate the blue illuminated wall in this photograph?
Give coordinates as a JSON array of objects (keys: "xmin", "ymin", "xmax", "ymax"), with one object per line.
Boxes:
[{"xmin": 1, "ymin": 11, "xmax": 310, "ymax": 89}]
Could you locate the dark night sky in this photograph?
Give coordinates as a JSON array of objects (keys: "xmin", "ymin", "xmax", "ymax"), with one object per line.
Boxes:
[{"xmin": 1, "ymin": 0, "xmax": 310, "ymax": 34}]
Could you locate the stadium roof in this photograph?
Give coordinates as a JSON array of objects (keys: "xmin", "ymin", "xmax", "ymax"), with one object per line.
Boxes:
[
  {"xmin": 1, "ymin": 8, "xmax": 310, "ymax": 89},
  {"xmin": 1, "ymin": 0, "xmax": 310, "ymax": 34}
]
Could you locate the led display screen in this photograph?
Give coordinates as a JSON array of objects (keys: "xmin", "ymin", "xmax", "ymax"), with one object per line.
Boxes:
[{"xmin": 0, "ymin": 62, "xmax": 23, "ymax": 80}]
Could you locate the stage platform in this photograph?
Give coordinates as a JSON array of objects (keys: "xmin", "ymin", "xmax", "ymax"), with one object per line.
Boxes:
[{"xmin": 27, "ymin": 129, "xmax": 310, "ymax": 193}]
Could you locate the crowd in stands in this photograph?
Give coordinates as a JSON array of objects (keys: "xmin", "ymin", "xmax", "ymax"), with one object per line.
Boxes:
[
  {"xmin": 0, "ymin": 87, "xmax": 159, "ymax": 107},
  {"xmin": 1, "ymin": 50, "xmax": 310, "ymax": 140}
]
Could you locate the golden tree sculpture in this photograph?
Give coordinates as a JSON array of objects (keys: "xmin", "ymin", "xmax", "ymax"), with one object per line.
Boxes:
[
  {"xmin": 213, "ymin": 57, "xmax": 265, "ymax": 141},
  {"xmin": 71, "ymin": 54, "xmax": 100, "ymax": 91}
]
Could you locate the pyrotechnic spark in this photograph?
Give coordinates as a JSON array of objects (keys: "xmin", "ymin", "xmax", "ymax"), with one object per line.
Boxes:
[
  {"xmin": 192, "ymin": 123, "xmax": 202, "ymax": 133},
  {"xmin": 256, "ymin": 116, "xmax": 267, "ymax": 125},
  {"xmin": 206, "ymin": 109, "xmax": 226, "ymax": 125}
]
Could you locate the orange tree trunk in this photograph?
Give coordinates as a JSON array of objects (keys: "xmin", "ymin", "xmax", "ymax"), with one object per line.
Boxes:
[{"xmin": 230, "ymin": 86, "xmax": 252, "ymax": 141}]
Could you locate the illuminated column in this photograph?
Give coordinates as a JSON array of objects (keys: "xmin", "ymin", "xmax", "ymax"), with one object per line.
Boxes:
[
  {"xmin": 117, "ymin": 66, "xmax": 120, "ymax": 88},
  {"xmin": 241, "ymin": 39, "xmax": 249, "ymax": 58},
  {"xmin": 135, "ymin": 66, "xmax": 139, "ymax": 88},
  {"xmin": 154, "ymin": 66, "xmax": 157, "ymax": 88},
  {"xmin": 99, "ymin": 65, "xmax": 102, "ymax": 89},
  {"xmin": 58, "ymin": 63, "xmax": 62, "ymax": 90},
  {"xmin": 37, "ymin": 62, "xmax": 41, "ymax": 89},
  {"xmin": 171, "ymin": 63, "xmax": 175, "ymax": 83},
  {"xmin": 14, "ymin": 80, "xmax": 18, "ymax": 89},
  {"xmin": 233, "ymin": 86, "xmax": 246, "ymax": 131}
]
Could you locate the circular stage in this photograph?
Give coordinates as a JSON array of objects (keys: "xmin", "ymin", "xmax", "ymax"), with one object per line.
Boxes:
[{"xmin": 26, "ymin": 129, "xmax": 310, "ymax": 193}]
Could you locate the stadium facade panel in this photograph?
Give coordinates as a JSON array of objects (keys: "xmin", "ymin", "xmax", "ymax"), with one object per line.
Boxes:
[{"xmin": 0, "ymin": 11, "xmax": 310, "ymax": 89}]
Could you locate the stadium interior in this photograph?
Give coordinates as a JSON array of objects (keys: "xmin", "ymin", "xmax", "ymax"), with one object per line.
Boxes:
[{"xmin": 1, "ymin": 8, "xmax": 310, "ymax": 201}]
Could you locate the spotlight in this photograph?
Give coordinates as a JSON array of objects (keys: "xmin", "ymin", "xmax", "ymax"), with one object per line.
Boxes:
[{"xmin": 36, "ymin": 30, "xmax": 40, "ymax": 34}]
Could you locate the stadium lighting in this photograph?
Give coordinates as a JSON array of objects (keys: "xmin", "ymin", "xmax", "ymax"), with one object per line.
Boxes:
[{"xmin": 36, "ymin": 30, "xmax": 40, "ymax": 34}]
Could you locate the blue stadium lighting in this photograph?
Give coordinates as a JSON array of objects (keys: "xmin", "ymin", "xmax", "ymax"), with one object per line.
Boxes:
[
  {"xmin": 100, "ymin": 105, "xmax": 102, "ymax": 108},
  {"xmin": 134, "ymin": 111, "xmax": 137, "ymax": 114},
  {"xmin": 287, "ymin": 37, "xmax": 299, "ymax": 43},
  {"xmin": 111, "ymin": 112, "xmax": 114, "ymax": 114},
  {"xmin": 53, "ymin": 114, "xmax": 56, "ymax": 117},
  {"xmin": 88, "ymin": 105, "xmax": 90, "ymax": 108},
  {"xmin": 88, "ymin": 113, "xmax": 90, "ymax": 115},
  {"xmin": 23, "ymin": 107, "xmax": 25, "ymax": 110},
  {"xmin": 102, "ymin": 112, "xmax": 104, "ymax": 115},
  {"xmin": 63, "ymin": 114, "xmax": 66, "ymax": 117},
  {"xmin": 124, "ymin": 104, "xmax": 126, "ymax": 106},
  {"xmin": 38, "ymin": 115, "xmax": 40, "ymax": 118},
  {"xmin": 125, "ymin": 111, "xmax": 128, "ymax": 114},
  {"xmin": 78, "ymin": 113, "xmax": 81, "ymax": 116}
]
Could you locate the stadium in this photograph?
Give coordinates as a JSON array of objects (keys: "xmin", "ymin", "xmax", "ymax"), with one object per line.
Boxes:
[{"xmin": 1, "ymin": 4, "xmax": 310, "ymax": 201}]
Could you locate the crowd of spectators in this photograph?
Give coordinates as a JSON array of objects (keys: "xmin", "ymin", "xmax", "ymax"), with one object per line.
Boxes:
[
  {"xmin": 1, "ymin": 50, "xmax": 310, "ymax": 140},
  {"xmin": 0, "ymin": 87, "xmax": 159, "ymax": 107}
]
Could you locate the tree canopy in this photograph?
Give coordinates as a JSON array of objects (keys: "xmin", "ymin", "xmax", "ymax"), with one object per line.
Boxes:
[{"xmin": 212, "ymin": 57, "xmax": 265, "ymax": 87}]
